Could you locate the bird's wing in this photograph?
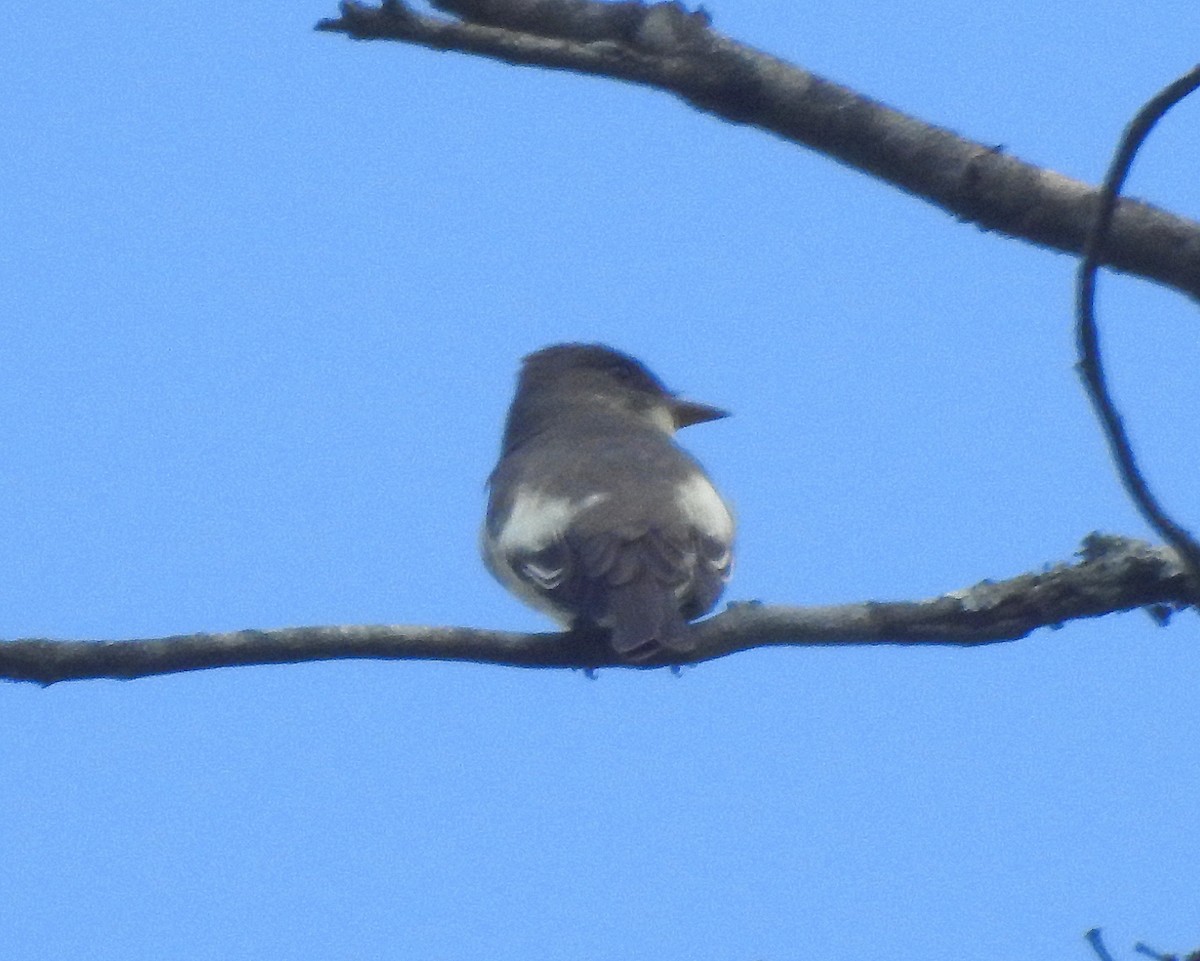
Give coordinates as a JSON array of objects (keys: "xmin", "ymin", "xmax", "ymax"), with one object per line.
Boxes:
[{"xmin": 506, "ymin": 522, "xmax": 727, "ymax": 662}]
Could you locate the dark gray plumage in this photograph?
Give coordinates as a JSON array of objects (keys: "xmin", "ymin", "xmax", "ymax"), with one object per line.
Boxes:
[{"xmin": 482, "ymin": 343, "xmax": 734, "ymax": 663}]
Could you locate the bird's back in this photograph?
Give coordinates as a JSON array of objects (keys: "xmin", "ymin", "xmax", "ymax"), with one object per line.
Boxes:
[{"xmin": 485, "ymin": 420, "xmax": 734, "ymax": 661}]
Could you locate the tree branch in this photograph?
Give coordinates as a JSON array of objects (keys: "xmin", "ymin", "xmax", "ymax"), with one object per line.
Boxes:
[
  {"xmin": 316, "ymin": 0, "xmax": 1200, "ymax": 302},
  {"xmin": 2, "ymin": 535, "xmax": 1192, "ymax": 685}
]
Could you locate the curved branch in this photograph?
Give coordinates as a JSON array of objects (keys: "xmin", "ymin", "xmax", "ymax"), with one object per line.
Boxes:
[
  {"xmin": 2, "ymin": 535, "xmax": 1191, "ymax": 685},
  {"xmin": 1076, "ymin": 66, "xmax": 1200, "ymax": 593},
  {"xmin": 316, "ymin": 0, "xmax": 1200, "ymax": 301}
]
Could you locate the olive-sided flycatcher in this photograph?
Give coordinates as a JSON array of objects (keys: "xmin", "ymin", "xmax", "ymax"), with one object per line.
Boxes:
[{"xmin": 482, "ymin": 343, "xmax": 734, "ymax": 663}]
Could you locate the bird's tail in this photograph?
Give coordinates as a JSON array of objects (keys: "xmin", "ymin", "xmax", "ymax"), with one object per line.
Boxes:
[{"xmin": 606, "ymin": 578, "xmax": 696, "ymax": 664}]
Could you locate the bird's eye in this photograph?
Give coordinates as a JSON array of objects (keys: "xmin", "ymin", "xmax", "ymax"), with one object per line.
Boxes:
[
  {"xmin": 596, "ymin": 353, "xmax": 666, "ymax": 395},
  {"xmin": 608, "ymin": 359, "xmax": 658, "ymax": 391}
]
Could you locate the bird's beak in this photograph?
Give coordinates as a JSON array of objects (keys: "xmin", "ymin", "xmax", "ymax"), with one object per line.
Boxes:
[{"xmin": 671, "ymin": 398, "xmax": 730, "ymax": 428}]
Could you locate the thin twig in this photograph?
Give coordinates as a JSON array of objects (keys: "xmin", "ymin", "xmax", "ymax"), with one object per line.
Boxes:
[
  {"xmin": 1075, "ymin": 65, "xmax": 1200, "ymax": 599},
  {"xmin": 1087, "ymin": 929, "xmax": 1119, "ymax": 961}
]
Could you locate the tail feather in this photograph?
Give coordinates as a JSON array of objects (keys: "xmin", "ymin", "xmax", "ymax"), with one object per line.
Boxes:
[{"xmin": 606, "ymin": 578, "xmax": 695, "ymax": 664}]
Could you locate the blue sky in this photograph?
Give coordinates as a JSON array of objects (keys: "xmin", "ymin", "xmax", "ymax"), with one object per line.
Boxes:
[{"xmin": 3, "ymin": 2, "xmax": 1199, "ymax": 959}]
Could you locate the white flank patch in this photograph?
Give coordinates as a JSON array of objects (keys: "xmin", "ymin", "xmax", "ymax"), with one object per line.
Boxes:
[
  {"xmin": 675, "ymin": 474, "xmax": 735, "ymax": 542},
  {"xmin": 482, "ymin": 488, "xmax": 610, "ymax": 625},
  {"xmin": 497, "ymin": 488, "xmax": 609, "ymax": 554}
]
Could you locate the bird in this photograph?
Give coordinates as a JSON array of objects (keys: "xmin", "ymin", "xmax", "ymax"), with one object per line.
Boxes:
[{"xmin": 481, "ymin": 343, "xmax": 734, "ymax": 663}]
